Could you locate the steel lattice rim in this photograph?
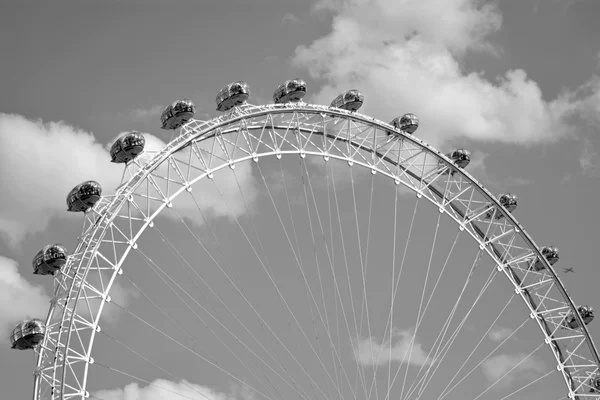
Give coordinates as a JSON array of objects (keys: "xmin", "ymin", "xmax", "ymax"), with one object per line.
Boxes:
[{"xmin": 33, "ymin": 103, "xmax": 600, "ymax": 400}]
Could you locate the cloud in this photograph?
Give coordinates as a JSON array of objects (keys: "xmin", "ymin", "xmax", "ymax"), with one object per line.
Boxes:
[
  {"xmin": 75, "ymin": 276, "xmax": 137, "ymax": 325},
  {"xmin": 94, "ymin": 380, "xmax": 256, "ymax": 400},
  {"xmin": 281, "ymin": 12, "xmax": 299, "ymax": 25},
  {"xmin": 0, "ymin": 114, "xmax": 259, "ymax": 247},
  {"xmin": 130, "ymin": 105, "xmax": 164, "ymax": 121},
  {"xmin": 294, "ymin": 0, "xmax": 600, "ymax": 150},
  {"xmin": 488, "ymin": 326, "xmax": 514, "ymax": 342},
  {"xmin": 579, "ymin": 137, "xmax": 599, "ymax": 177},
  {"xmin": 505, "ymin": 176, "xmax": 533, "ymax": 186},
  {"xmin": 480, "ymin": 353, "xmax": 545, "ymax": 387},
  {"xmin": 0, "ymin": 254, "xmax": 135, "ymax": 343},
  {"xmin": 115, "ymin": 132, "xmax": 259, "ymax": 224},
  {"xmin": 353, "ymin": 328, "xmax": 432, "ymax": 367},
  {"xmin": 0, "ymin": 113, "xmax": 123, "ymax": 246},
  {"xmin": 0, "ymin": 256, "xmax": 50, "ymax": 343}
]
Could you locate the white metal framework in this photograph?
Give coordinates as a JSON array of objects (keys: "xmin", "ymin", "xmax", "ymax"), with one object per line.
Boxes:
[{"xmin": 33, "ymin": 103, "xmax": 600, "ymax": 400}]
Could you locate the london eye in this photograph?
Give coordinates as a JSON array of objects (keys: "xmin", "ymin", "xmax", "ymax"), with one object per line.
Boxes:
[{"xmin": 13, "ymin": 79, "xmax": 600, "ymax": 400}]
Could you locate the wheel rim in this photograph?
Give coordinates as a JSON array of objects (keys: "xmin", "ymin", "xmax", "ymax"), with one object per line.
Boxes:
[{"xmin": 34, "ymin": 103, "xmax": 600, "ymax": 400}]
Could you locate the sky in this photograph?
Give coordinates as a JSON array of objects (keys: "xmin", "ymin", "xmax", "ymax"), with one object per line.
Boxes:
[{"xmin": 2, "ymin": 0, "xmax": 600, "ymax": 399}]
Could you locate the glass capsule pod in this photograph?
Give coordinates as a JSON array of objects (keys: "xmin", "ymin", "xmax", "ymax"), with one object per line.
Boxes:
[
  {"xmin": 530, "ymin": 246, "xmax": 560, "ymax": 272},
  {"xmin": 440, "ymin": 149, "xmax": 471, "ymax": 175},
  {"xmin": 391, "ymin": 113, "xmax": 419, "ymax": 134},
  {"xmin": 160, "ymin": 105, "xmax": 176, "ymax": 130},
  {"xmin": 171, "ymin": 99, "xmax": 196, "ymax": 122},
  {"xmin": 10, "ymin": 319, "xmax": 46, "ymax": 350},
  {"xmin": 330, "ymin": 90, "xmax": 364, "ymax": 112},
  {"xmin": 484, "ymin": 193, "xmax": 518, "ymax": 220},
  {"xmin": 564, "ymin": 305, "xmax": 594, "ymax": 329},
  {"xmin": 66, "ymin": 181, "xmax": 102, "ymax": 213},
  {"xmin": 273, "ymin": 78, "xmax": 307, "ymax": 104},
  {"xmin": 110, "ymin": 131, "xmax": 146, "ymax": 163},
  {"xmin": 32, "ymin": 244, "xmax": 68, "ymax": 275},
  {"xmin": 160, "ymin": 99, "xmax": 196, "ymax": 130},
  {"xmin": 216, "ymin": 81, "xmax": 251, "ymax": 112},
  {"xmin": 588, "ymin": 374, "xmax": 600, "ymax": 393}
]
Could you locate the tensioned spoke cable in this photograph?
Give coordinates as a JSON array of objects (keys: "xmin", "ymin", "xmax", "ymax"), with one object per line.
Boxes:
[
  {"xmin": 424, "ymin": 220, "xmax": 515, "ymax": 370},
  {"xmin": 359, "ymin": 166, "xmax": 377, "ymax": 400},
  {"xmin": 329, "ymin": 162, "xmax": 369, "ymax": 400},
  {"xmin": 398, "ymin": 209, "xmax": 443, "ymax": 400},
  {"xmin": 299, "ymin": 159, "xmax": 346, "ymax": 400},
  {"xmin": 180, "ymin": 189, "xmax": 304, "ymax": 392},
  {"xmin": 500, "ymin": 369, "xmax": 555, "ymax": 400},
  {"xmin": 154, "ymin": 213, "xmax": 324, "ymax": 400},
  {"xmin": 398, "ymin": 229, "xmax": 462, "ymax": 397},
  {"xmin": 107, "ymin": 300, "xmax": 273, "ymax": 400},
  {"xmin": 432, "ymin": 246, "xmax": 522, "ymax": 399},
  {"xmin": 55, "ymin": 120, "xmax": 583, "ymax": 400},
  {"xmin": 226, "ymin": 161, "xmax": 322, "ymax": 400},
  {"xmin": 437, "ymin": 294, "xmax": 517, "ymax": 398},
  {"xmin": 413, "ymin": 229, "xmax": 461, "ymax": 329},
  {"xmin": 300, "ymin": 157, "xmax": 373, "ymax": 400},
  {"xmin": 116, "ymin": 271, "xmax": 283, "ymax": 400},
  {"xmin": 96, "ymin": 330, "xmax": 215, "ymax": 400},
  {"xmin": 404, "ymin": 250, "xmax": 486, "ymax": 398},
  {"xmin": 436, "ymin": 314, "xmax": 533, "ymax": 400},
  {"xmin": 148, "ymin": 218, "xmax": 300, "ymax": 389},
  {"xmin": 271, "ymin": 161, "xmax": 325, "ymax": 400},
  {"xmin": 150, "ymin": 221, "xmax": 289, "ymax": 380},
  {"xmin": 294, "ymin": 157, "xmax": 346, "ymax": 400},
  {"xmin": 286, "ymin": 158, "xmax": 370, "ymax": 400},
  {"xmin": 253, "ymin": 159, "xmax": 354, "ymax": 399},
  {"xmin": 133, "ymin": 243, "xmax": 311, "ymax": 400},
  {"xmin": 385, "ymin": 183, "xmax": 402, "ymax": 400},
  {"xmin": 472, "ymin": 342, "xmax": 545, "ymax": 400},
  {"xmin": 366, "ymin": 184, "xmax": 419, "ymax": 400},
  {"xmin": 237, "ymin": 161, "xmax": 354, "ymax": 400},
  {"xmin": 326, "ymin": 161, "xmax": 344, "ymax": 400},
  {"xmin": 348, "ymin": 164, "xmax": 371, "ymax": 400},
  {"xmin": 415, "ymin": 263, "xmax": 499, "ymax": 398},
  {"xmin": 93, "ymin": 362, "xmax": 199, "ymax": 400}
]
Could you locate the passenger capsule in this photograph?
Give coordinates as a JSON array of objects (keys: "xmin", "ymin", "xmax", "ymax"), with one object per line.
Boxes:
[
  {"xmin": 484, "ymin": 193, "xmax": 518, "ymax": 220},
  {"xmin": 440, "ymin": 149, "xmax": 471, "ymax": 175},
  {"xmin": 10, "ymin": 319, "xmax": 46, "ymax": 350},
  {"xmin": 110, "ymin": 132, "xmax": 146, "ymax": 163},
  {"xmin": 216, "ymin": 81, "xmax": 251, "ymax": 112},
  {"xmin": 66, "ymin": 181, "xmax": 102, "ymax": 212},
  {"xmin": 32, "ymin": 244, "xmax": 68, "ymax": 275},
  {"xmin": 391, "ymin": 113, "xmax": 419, "ymax": 134},
  {"xmin": 273, "ymin": 79, "xmax": 307, "ymax": 104},
  {"xmin": 160, "ymin": 99, "xmax": 196, "ymax": 130},
  {"xmin": 330, "ymin": 90, "xmax": 364, "ymax": 112},
  {"xmin": 589, "ymin": 374, "xmax": 600, "ymax": 393},
  {"xmin": 564, "ymin": 305, "xmax": 594, "ymax": 329},
  {"xmin": 531, "ymin": 246, "xmax": 560, "ymax": 272}
]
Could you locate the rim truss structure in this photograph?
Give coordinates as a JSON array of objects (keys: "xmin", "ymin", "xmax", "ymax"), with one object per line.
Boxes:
[{"xmin": 33, "ymin": 103, "xmax": 600, "ymax": 400}]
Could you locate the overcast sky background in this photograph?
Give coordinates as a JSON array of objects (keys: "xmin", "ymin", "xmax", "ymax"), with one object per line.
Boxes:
[{"xmin": 2, "ymin": 1, "xmax": 600, "ymax": 399}]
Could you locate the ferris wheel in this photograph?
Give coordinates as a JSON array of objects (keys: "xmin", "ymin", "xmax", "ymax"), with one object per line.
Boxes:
[{"xmin": 12, "ymin": 79, "xmax": 600, "ymax": 400}]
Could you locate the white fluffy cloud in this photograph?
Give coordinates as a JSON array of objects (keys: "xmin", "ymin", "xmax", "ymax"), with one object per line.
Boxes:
[
  {"xmin": 580, "ymin": 137, "xmax": 600, "ymax": 177},
  {"xmin": 0, "ymin": 256, "xmax": 50, "ymax": 343},
  {"xmin": 75, "ymin": 276, "xmax": 137, "ymax": 325},
  {"xmin": 0, "ymin": 113, "xmax": 123, "ymax": 246},
  {"xmin": 294, "ymin": 0, "xmax": 600, "ymax": 149},
  {"xmin": 0, "ymin": 254, "xmax": 135, "ymax": 341},
  {"xmin": 353, "ymin": 328, "xmax": 432, "ymax": 367},
  {"xmin": 481, "ymin": 353, "xmax": 545, "ymax": 387},
  {"xmin": 488, "ymin": 326, "xmax": 514, "ymax": 343},
  {"xmin": 114, "ymin": 131, "xmax": 258, "ymax": 224},
  {"xmin": 0, "ymin": 113, "xmax": 259, "ymax": 247},
  {"xmin": 94, "ymin": 380, "xmax": 256, "ymax": 400}
]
